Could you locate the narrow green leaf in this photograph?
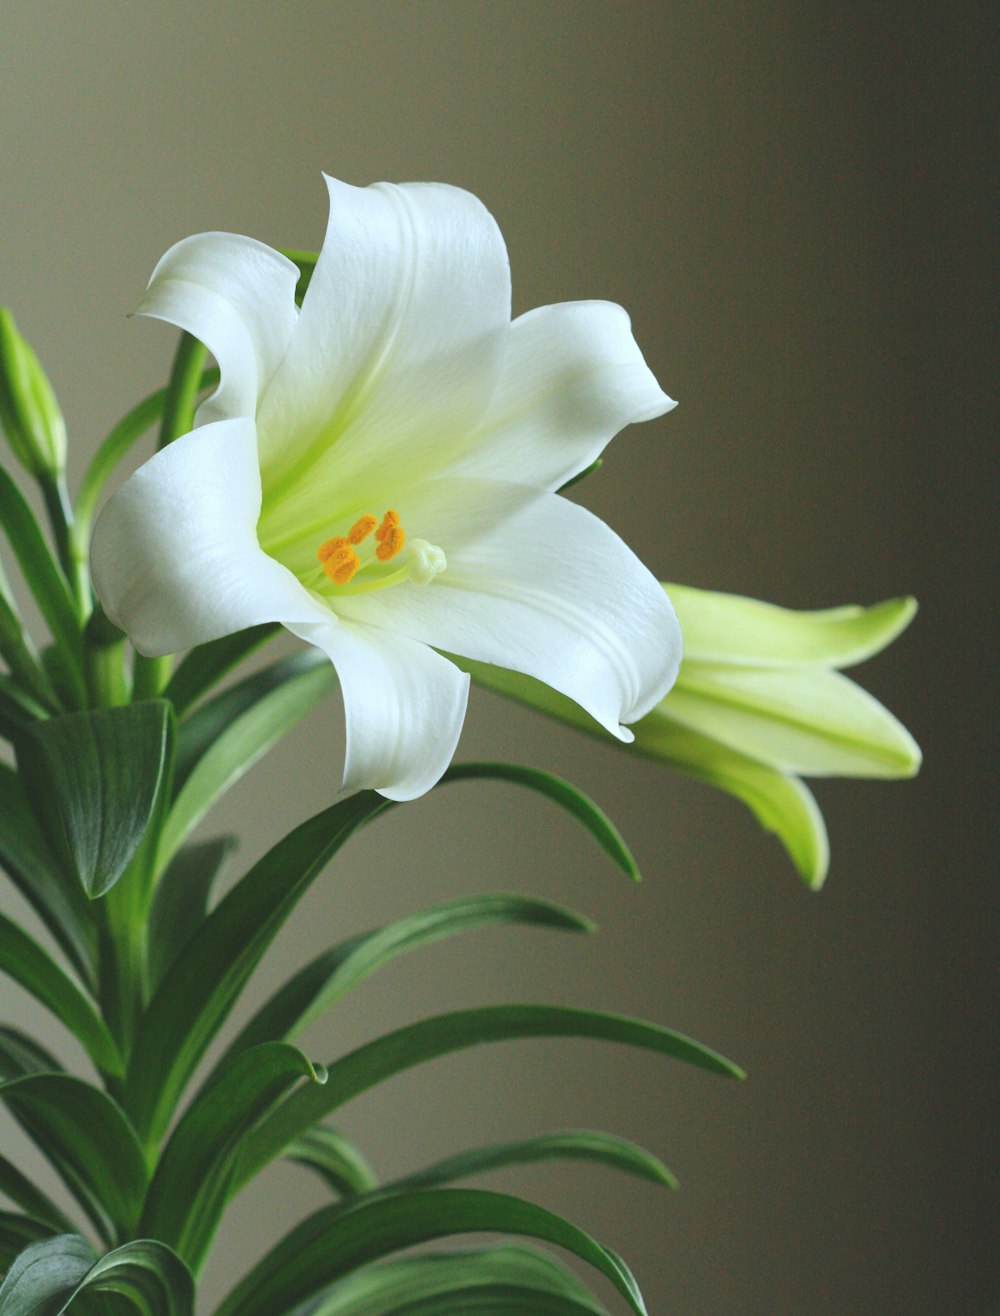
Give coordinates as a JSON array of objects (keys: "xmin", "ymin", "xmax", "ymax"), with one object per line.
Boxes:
[
  {"xmin": 0, "ymin": 1232, "xmax": 93, "ymax": 1312},
  {"xmin": 141, "ymin": 1042, "xmax": 323, "ymax": 1273},
  {"xmin": 0, "ymin": 675, "xmax": 49, "ymax": 737},
  {"xmin": 0, "ymin": 763, "xmax": 97, "ymax": 987},
  {"xmin": 379, "ymin": 1288, "xmax": 604, "ymax": 1314},
  {"xmin": 0, "ymin": 1213, "xmax": 58, "ymax": 1273},
  {"xmin": 147, "ymin": 836, "xmax": 235, "ymax": 990},
  {"xmin": 0, "ymin": 1155, "xmax": 77, "ymax": 1233},
  {"xmin": 0, "ymin": 1235, "xmax": 194, "ymax": 1316},
  {"xmin": 223, "ymin": 893, "xmax": 594, "ymax": 1062},
  {"xmin": 0, "ymin": 465, "xmax": 85, "ymax": 704},
  {"xmin": 0, "ymin": 911, "xmax": 123, "ymax": 1078},
  {"xmin": 15, "ymin": 701, "xmax": 173, "ymax": 898},
  {"xmin": 387, "ymin": 1129, "xmax": 677, "ymax": 1194},
  {"xmin": 159, "ymin": 653, "xmax": 337, "ymax": 870},
  {"xmin": 63, "ymin": 1239, "xmax": 195, "ymax": 1315},
  {"xmin": 0, "ymin": 1027, "xmax": 64, "ymax": 1080},
  {"xmin": 237, "ymin": 1004, "xmax": 743, "ymax": 1194},
  {"xmin": 286, "ymin": 1128, "xmax": 379, "ymax": 1199},
  {"xmin": 0, "ymin": 1074, "xmax": 148, "ymax": 1244},
  {"xmin": 163, "ymin": 624, "xmax": 279, "ymax": 717},
  {"xmin": 292, "ymin": 1244, "xmax": 608, "ymax": 1316},
  {"xmin": 125, "ymin": 791, "xmax": 388, "ymax": 1149},
  {"xmin": 215, "ymin": 1189, "xmax": 647, "ymax": 1316},
  {"xmin": 441, "ymin": 763, "xmax": 638, "ymax": 881}
]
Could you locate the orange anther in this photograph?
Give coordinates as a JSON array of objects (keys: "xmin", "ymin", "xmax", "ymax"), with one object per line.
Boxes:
[
  {"xmin": 348, "ymin": 514, "xmax": 378, "ymax": 545},
  {"xmin": 374, "ymin": 509, "xmax": 401, "ymax": 543},
  {"xmin": 317, "ymin": 536, "xmax": 349, "ymax": 563},
  {"xmin": 375, "ymin": 525, "xmax": 406, "ymax": 562},
  {"xmin": 320, "ymin": 543, "xmax": 360, "ymax": 585}
]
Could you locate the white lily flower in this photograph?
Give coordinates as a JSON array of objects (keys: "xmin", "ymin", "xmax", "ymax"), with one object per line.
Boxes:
[{"xmin": 91, "ymin": 176, "xmax": 680, "ymax": 800}]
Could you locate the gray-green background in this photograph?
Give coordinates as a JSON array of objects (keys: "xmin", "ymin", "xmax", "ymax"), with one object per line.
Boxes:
[{"xmin": 1, "ymin": 3, "xmax": 994, "ymax": 1312}]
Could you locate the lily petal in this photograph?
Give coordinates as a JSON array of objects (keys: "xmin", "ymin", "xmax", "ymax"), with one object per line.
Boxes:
[
  {"xmin": 670, "ymin": 585, "xmax": 919, "ymax": 669},
  {"xmin": 288, "ymin": 616, "xmax": 470, "ymax": 800},
  {"xmin": 667, "ymin": 663, "xmax": 923, "ymax": 777},
  {"xmin": 91, "ymin": 418, "xmax": 327, "ymax": 656},
  {"xmin": 138, "ymin": 234, "xmax": 300, "ymax": 427},
  {"xmin": 256, "ymin": 177, "xmax": 512, "ymax": 509},
  {"xmin": 457, "ymin": 301, "xmax": 675, "ymax": 491},
  {"xmin": 335, "ymin": 483, "xmax": 681, "ymax": 736}
]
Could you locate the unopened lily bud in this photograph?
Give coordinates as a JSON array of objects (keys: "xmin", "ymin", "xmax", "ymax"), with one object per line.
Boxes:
[{"xmin": 0, "ymin": 307, "xmax": 67, "ymax": 479}]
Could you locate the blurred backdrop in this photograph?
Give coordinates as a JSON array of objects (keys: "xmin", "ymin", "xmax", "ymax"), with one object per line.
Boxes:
[{"xmin": 1, "ymin": 3, "xmax": 995, "ymax": 1313}]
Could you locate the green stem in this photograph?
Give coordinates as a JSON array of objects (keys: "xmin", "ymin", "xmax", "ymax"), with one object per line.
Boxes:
[
  {"xmin": 158, "ymin": 331, "xmax": 208, "ymax": 451},
  {"xmin": 84, "ymin": 605, "xmax": 129, "ymax": 707}
]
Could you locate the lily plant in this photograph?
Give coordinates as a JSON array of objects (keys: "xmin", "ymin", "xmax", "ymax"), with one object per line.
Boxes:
[{"xmin": 0, "ymin": 176, "xmax": 918, "ymax": 1315}]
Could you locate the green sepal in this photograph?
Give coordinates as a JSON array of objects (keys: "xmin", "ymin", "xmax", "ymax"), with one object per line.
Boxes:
[
  {"xmin": 0, "ymin": 1235, "xmax": 194, "ymax": 1315},
  {"xmin": 214, "ymin": 1188, "xmax": 647, "ymax": 1316},
  {"xmin": 286, "ymin": 1128, "xmax": 379, "ymax": 1199},
  {"xmin": 288, "ymin": 1244, "xmax": 608, "ymax": 1316},
  {"xmin": 0, "ymin": 307, "xmax": 66, "ymax": 480},
  {"xmin": 159, "ymin": 651, "xmax": 336, "ymax": 871},
  {"xmin": 0, "ymin": 1074, "xmax": 148, "ymax": 1245},
  {"xmin": 236, "ymin": 1004, "xmax": 742, "ymax": 1195},
  {"xmin": 441, "ymin": 762, "xmax": 639, "ymax": 880},
  {"xmin": 15, "ymin": 700, "xmax": 174, "ymax": 898},
  {"xmin": 0, "ymin": 911, "xmax": 124, "ymax": 1078},
  {"xmin": 0, "ymin": 763, "xmax": 97, "ymax": 987},
  {"xmin": 220, "ymin": 892, "xmax": 593, "ymax": 1064},
  {"xmin": 124, "ymin": 791, "xmax": 388, "ymax": 1149},
  {"xmin": 141, "ymin": 1042, "xmax": 323, "ymax": 1273}
]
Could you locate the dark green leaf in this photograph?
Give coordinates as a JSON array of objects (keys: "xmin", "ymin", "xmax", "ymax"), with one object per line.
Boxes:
[
  {"xmin": 159, "ymin": 653, "xmax": 336, "ymax": 869},
  {"xmin": 237, "ymin": 1004, "xmax": 743, "ymax": 1194},
  {"xmin": 0, "ymin": 465, "xmax": 85, "ymax": 706},
  {"xmin": 0, "ymin": 1232, "xmax": 93, "ymax": 1312},
  {"xmin": 141, "ymin": 1042, "xmax": 323, "ymax": 1273},
  {"xmin": 0, "ymin": 675, "xmax": 48, "ymax": 738},
  {"xmin": 0, "ymin": 1214, "xmax": 58, "ymax": 1272},
  {"xmin": 0, "ymin": 1155, "xmax": 77, "ymax": 1233},
  {"xmin": 387, "ymin": 1129, "xmax": 677, "ymax": 1194},
  {"xmin": 125, "ymin": 791, "xmax": 388, "ymax": 1149},
  {"xmin": 382, "ymin": 1288, "xmax": 604, "ymax": 1314},
  {"xmin": 441, "ymin": 763, "xmax": 639, "ymax": 881},
  {"xmin": 147, "ymin": 836, "xmax": 235, "ymax": 990},
  {"xmin": 223, "ymin": 893, "xmax": 593, "ymax": 1062},
  {"xmin": 15, "ymin": 701, "xmax": 173, "ymax": 898},
  {"xmin": 0, "ymin": 1074, "xmax": 148, "ymax": 1244},
  {"xmin": 291, "ymin": 1244, "xmax": 607, "ymax": 1315},
  {"xmin": 163, "ymin": 624, "xmax": 279, "ymax": 717},
  {"xmin": 286, "ymin": 1127, "xmax": 379, "ymax": 1199},
  {"xmin": 215, "ymin": 1189, "xmax": 647, "ymax": 1316},
  {"xmin": 0, "ymin": 912, "xmax": 123, "ymax": 1078},
  {"xmin": 0, "ymin": 763, "xmax": 97, "ymax": 987},
  {"xmin": 0, "ymin": 1027, "xmax": 63, "ymax": 1080},
  {"xmin": 0, "ymin": 1236, "xmax": 194, "ymax": 1316}
]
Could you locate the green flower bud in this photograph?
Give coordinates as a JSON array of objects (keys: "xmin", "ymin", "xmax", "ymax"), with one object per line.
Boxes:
[{"xmin": 0, "ymin": 307, "xmax": 67, "ymax": 479}]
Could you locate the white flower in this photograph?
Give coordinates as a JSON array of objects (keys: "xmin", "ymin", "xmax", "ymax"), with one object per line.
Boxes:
[{"xmin": 92, "ymin": 176, "xmax": 681, "ymax": 800}]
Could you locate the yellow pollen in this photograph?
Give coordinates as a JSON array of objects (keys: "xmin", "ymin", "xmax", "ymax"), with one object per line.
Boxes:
[
  {"xmin": 376, "ymin": 525, "xmax": 405, "ymax": 561},
  {"xmin": 348, "ymin": 514, "xmax": 378, "ymax": 545},
  {"xmin": 317, "ymin": 537, "xmax": 360, "ymax": 585},
  {"xmin": 374, "ymin": 509, "xmax": 401, "ymax": 543}
]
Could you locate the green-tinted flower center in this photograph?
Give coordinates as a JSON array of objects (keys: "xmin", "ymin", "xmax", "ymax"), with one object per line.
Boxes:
[{"xmin": 312, "ymin": 509, "xmax": 446, "ymax": 597}]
